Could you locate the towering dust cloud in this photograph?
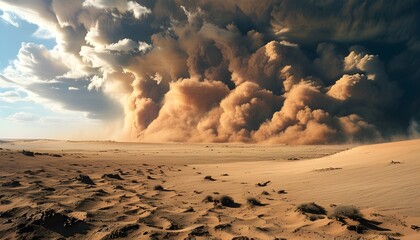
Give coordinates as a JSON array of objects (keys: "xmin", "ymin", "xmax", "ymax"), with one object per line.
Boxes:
[{"xmin": 3, "ymin": 0, "xmax": 420, "ymax": 143}]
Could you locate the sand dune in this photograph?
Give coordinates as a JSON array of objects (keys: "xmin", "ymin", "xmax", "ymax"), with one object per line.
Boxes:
[{"xmin": 0, "ymin": 139, "xmax": 419, "ymax": 239}]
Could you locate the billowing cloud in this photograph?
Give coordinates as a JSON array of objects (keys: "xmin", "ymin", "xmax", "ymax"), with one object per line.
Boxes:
[
  {"xmin": 5, "ymin": 43, "xmax": 69, "ymax": 80},
  {"xmin": 1, "ymin": 41, "xmax": 122, "ymax": 120},
  {"xmin": 1, "ymin": 0, "xmax": 419, "ymax": 143}
]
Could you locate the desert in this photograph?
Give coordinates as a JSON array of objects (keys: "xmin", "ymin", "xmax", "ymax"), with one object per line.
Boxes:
[
  {"xmin": 2, "ymin": 1, "xmax": 420, "ymax": 239},
  {"xmin": 1, "ymin": 139, "xmax": 419, "ymax": 239}
]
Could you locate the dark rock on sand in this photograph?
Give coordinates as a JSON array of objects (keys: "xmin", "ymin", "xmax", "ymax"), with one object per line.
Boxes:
[
  {"xmin": 214, "ymin": 223, "xmax": 232, "ymax": 231},
  {"xmin": 16, "ymin": 223, "xmax": 35, "ymax": 234},
  {"xmin": 204, "ymin": 175, "xmax": 216, "ymax": 181},
  {"xmin": 247, "ymin": 197, "xmax": 266, "ymax": 207},
  {"xmin": 278, "ymin": 190, "xmax": 287, "ymax": 194},
  {"xmin": 21, "ymin": 150, "xmax": 35, "ymax": 157},
  {"xmin": 412, "ymin": 225, "xmax": 420, "ymax": 231},
  {"xmin": 101, "ymin": 174, "xmax": 124, "ymax": 180},
  {"xmin": 190, "ymin": 226, "xmax": 209, "ymax": 236},
  {"xmin": 95, "ymin": 189, "xmax": 108, "ymax": 196},
  {"xmin": 13, "ymin": 208, "xmax": 90, "ymax": 239},
  {"xmin": 1, "ymin": 199, "xmax": 12, "ymax": 205},
  {"xmin": 347, "ymin": 224, "xmax": 368, "ymax": 234},
  {"xmin": 153, "ymin": 185, "xmax": 164, "ymax": 191},
  {"xmin": 31, "ymin": 209, "xmax": 91, "ymax": 237},
  {"xmin": 219, "ymin": 195, "xmax": 241, "ymax": 208},
  {"xmin": 256, "ymin": 181, "xmax": 271, "ymax": 187},
  {"xmin": 2, "ymin": 180, "xmax": 21, "ymax": 187},
  {"xmin": 232, "ymin": 237, "xmax": 251, "ymax": 240},
  {"xmin": 296, "ymin": 202, "xmax": 327, "ymax": 215},
  {"xmin": 24, "ymin": 170, "xmax": 38, "ymax": 175},
  {"xmin": 106, "ymin": 223, "xmax": 139, "ymax": 239},
  {"xmin": 77, "ymin": 174, "xmax": 95, "ymax": 185}
]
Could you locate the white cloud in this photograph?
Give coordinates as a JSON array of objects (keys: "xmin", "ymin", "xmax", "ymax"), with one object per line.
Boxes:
[
  {"xmin": 0, "ymin": 11, "xmax": 19, "ymax": 27},
  {"xmin": 4, "ymin": 43, "xmax": 69, "ymax": 81},
  {"xmin": 7, "ymin": 112, "xmax": 38, "ymax": 122},
  {"xmin": 0, "ymin": 1, "xmax": 60, "ymax": 43},
  {"xmin": 33, "ymin": 26, "xmax": 55, "ymax": 39},
  {"xmin": 68, "ymin": 87, "xmax": 79, "ymax": 91},
  {"xmin": 83, "ymin": 0, "xmax": 151, "ymax": 19},
  {"xmin": 0, "ymin": 90, "xmax": 27, "ymax": 102},
  {"xmin": 2, "ymin": 42, "xmax": 122, "ymax": 120},
  {"xmin": 88, "ymin": 75, "xmax": 105, "ymax": 91},
  {"xmin": 84, "ymin": 21, "xmax": 103, "ymax": 47},
  {"xmin": 0, "ymin": 91, "xmax": 19, "ymax": 98},
  {"xmin": 107, "ymin": 38, "xmax": 141, "ymax": 52}
]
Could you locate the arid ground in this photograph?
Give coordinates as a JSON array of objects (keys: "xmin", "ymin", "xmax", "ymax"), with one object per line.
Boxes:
[{"xmin": 1, "ymin": 140, "xmax": 420, "ymax": 239}]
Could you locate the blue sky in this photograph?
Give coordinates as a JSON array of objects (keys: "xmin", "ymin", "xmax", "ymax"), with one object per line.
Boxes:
[
  {"xmin": 0, "ymin": 11, "xmax": 51, "ymax": 138},
  {"xmin": 0, "ymin": 10, "xmax": 59, "ymax": 139},
  {"xmin": 0, "ymin": 10, "xmax": 55, "ymax": 69},
  {"xmin": 0, "ymin": 9, "xmax": 114, "ymax": 140}
]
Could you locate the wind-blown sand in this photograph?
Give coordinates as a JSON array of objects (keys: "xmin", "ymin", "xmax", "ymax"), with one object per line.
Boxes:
[{"xmin": 0, "ymin": 139, "xmax": 419, "ymax": 239}]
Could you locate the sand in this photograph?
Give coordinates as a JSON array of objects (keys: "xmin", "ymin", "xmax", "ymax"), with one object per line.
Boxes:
[{"xmin": 0, "ymin": 139, "xmax": 419, "ymax": 239}]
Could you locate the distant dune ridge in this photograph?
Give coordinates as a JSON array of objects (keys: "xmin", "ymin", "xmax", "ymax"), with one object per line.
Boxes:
[{"xmin": 0, "ymin": 139, "xmax": 420, "ymax": 239}]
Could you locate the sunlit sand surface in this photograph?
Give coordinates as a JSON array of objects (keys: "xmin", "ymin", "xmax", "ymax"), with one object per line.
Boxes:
[{"xmin": 1, "ymin": 140, "xmax": 420, "ymax": 239}]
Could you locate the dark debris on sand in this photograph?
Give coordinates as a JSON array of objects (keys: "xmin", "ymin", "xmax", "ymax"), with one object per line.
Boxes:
[
  {"xmin": 21, "ymin": 150, "xmax": 35, "ymax": 157},
  {"xmin": 247, "ymin": 197, "xmax": 267, "ymax": 207},
  {"xmin": 204, "ymin": 175, "xmax": 216, "ymax": 181},
  {"xmin": 411, "ymin": 225, "xmax": 420, "ymax": 231},
  {"xmin": 256, "ymin": 181, "xmax": 271, "ymax": 187},
  {"xmin": 77, "ymin": 174, "xmax": 95, "ymax": 185},
  {"xmin": 189, "ymin": 226, "xmax": 210, "ymax": 236},
  {"xmin": 296, "ymin": 202, "xmax": 327, "ymax": 215},
  {"xmin": 232, "ymin": 237, "xmax": 252, "ymax": 240},
  {"xmin": 214, "ymin": 223, "xmax": 232, "ymax": 231},
  {"xmin": 101, "ymin": 173, "xmax": 124, "ymax": 180},
  {"xmin": 153, "ymin": 185, "xmax": 165, "ymax": 191},
  {"xmin": 218, "ymin": 195, "xmax": 241, "ymax": 208},
  {"xmin": 2, "ymin": 180, "xmax": 21, "ymax": 188},
  {"xmin": 14, "ymin": 208, "xmax": 91, "ymax": 238},
  {"xmin": 105, "ymin": 223, "xmax": 139, "ymax": 239}
]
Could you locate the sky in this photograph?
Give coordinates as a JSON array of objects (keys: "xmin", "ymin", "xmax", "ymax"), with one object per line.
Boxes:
[
  {"xmin": 0, "ymin": 10, "xmax": 84, "ymax": 139},
  {"xmin": 0, "ymin": 0, "xmax": 419, "ymax": 143},
  {"xmin": 0, "ymin": 6, "xmax": 121, "ymax": 140}
]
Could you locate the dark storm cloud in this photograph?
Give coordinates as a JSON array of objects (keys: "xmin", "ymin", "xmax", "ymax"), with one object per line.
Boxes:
[
  {"xmin": 1, "ymin": 0, "xmax": 419, "ymax": 143},
  {"xmin": 28, "ymin": 77, "xmax": 123, "ymax": 119},
  {"xmin": 271, "ymin": 0, "xmax": 420, "ymax": 46}
]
